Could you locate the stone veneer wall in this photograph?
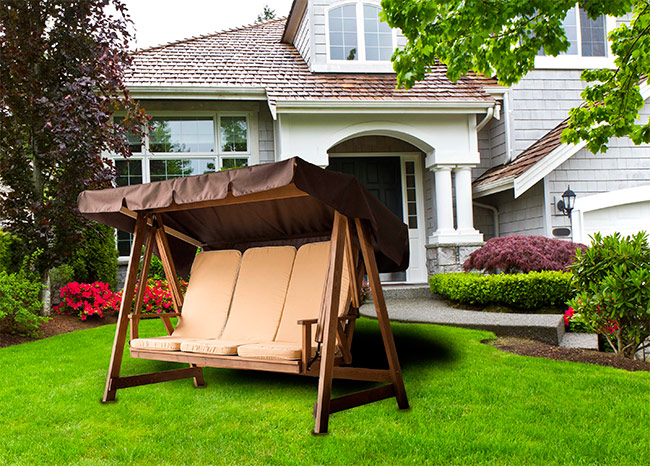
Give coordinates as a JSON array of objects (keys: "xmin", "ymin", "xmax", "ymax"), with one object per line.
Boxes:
[{"xmin": 426, "ymin": 243, "xmax": 483, "ymax": 275}]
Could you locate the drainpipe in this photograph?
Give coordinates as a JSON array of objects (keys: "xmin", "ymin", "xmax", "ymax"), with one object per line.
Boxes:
[
  {"xmin": 476, "ymin": 106, "xmax": 495, "ymax": 132},
  {"xmin": 473, "ymin": 202, "xmax": 500, "ymax": 237}
]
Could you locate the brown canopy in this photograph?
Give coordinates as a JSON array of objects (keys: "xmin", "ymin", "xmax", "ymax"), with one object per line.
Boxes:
[{"xmin": 78, "ymin": 157, "xmax": 409, "ymax": 275}]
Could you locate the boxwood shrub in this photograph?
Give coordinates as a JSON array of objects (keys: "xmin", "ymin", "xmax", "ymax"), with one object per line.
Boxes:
[
  {"xmin": 430, "ymin": 271, "xmax": 573, "ymax": 311},
  {"xmin": 0, "ymin": 270, "xmax": 45, "ymax": 337}
]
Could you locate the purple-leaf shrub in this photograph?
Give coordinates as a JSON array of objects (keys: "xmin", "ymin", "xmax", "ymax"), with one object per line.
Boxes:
[{"xmin": 464, "ymin": 235, "xmax": 586, "ymax": 274}]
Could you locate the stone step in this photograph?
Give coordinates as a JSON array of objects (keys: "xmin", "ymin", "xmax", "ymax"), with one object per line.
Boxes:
[
  {"xmin": 378, "ymin": 284, "xmax": 431, "ymax": 300},
  {"xmin": 560, "ymin": 332, "xmax": 599, "ymax": 350},
  {"xmin": 360, "ymin": 297, "xmax": 566, "ymax": 345}
]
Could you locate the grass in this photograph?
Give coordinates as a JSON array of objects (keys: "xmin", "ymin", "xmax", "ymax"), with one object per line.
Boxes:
[{"xmin": 2, "ymin": 318, "xmax": 650, "ymax": 465}]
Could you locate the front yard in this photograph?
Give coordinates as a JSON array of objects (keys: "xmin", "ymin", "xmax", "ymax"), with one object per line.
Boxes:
[{"xmin": 2, "ymin": 318, "xmax": 649, "ymax": 465}]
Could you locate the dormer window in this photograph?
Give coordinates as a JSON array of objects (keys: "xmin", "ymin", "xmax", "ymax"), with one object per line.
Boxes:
[
  {"xmin": 363, "ymin": 4, "xmax": 393, "ymax": 61},
  {"xmin": 328, "ymin": 2, "xmax": 395, "ymax": 62},
  {"xmin": 538, "ymin": 4, "xmax": 607, "ymax": 57},
  {"xmin": 329, "ymin": 4, "xmax": 358, "ymax": 60}
]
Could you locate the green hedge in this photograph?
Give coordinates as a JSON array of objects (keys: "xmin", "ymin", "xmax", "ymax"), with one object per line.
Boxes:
[
  {"xmin": 0, "ymin": 270, "xmax": 45, "ymax": 337},
  {"xmin": 430, "ymin": 271, "xmax": 573, "ymax": 311}
]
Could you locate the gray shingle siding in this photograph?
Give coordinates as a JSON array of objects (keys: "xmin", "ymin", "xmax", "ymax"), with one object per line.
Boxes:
[
  {"xmin": 294, "ymin": 4, "xmax": 312, "ymax": 67},
  {"xmin": 474, "ymin": 182, "xmax": 545, "ymax": 238},
  {"xmin": 258, "ymin": 105, "xmax": 275, "ymax": 163},
  {"xmin": 547, "ymin": 104, "xmax": 650, "ymax": 233},
  {"xmin": 509, "ymin": 70, "xmax": 586, "ymax": 157},
  {"xmin": 477, "ymin": 113, "xmax": 507, "ymax": 178}
]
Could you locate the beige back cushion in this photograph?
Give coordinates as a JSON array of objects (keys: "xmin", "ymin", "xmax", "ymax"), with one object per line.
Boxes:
[
  {"xmin": 274, "ymin": 242, "xmax": 331, "ymax": 343},
  {"xmin": 220, "ymin": 246, "xmax": 296, "ymax": 342},
  {"xmin": 275, "ymin": 241, "xmax": 353, "ymax": 344},
  {"xmin": 172, "ymin": 250, "xmax": 241, "ymax": 339}
]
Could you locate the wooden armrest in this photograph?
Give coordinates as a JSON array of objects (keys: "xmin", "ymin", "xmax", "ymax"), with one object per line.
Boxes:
[
  {"xmin": 298, "ymin": 315, "xmax": 358, "ymax": 326},
  {"xmin": 297, "ymin": 318, "xmax": 318, "ymax": 325},
  {"xmin": 129, "ymin": 312, "xmax": 181, "ymax": 320}
]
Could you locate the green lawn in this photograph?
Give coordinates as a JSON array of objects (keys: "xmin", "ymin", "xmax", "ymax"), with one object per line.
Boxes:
[{"xmin": 2, "ymin": 318, "xmax": 650, "ymax": 465}]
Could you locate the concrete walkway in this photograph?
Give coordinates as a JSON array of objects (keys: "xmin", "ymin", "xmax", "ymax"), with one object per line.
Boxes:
[{"xmin": 360, "ymin": 289, "xmax": 565, "ymax": 345}]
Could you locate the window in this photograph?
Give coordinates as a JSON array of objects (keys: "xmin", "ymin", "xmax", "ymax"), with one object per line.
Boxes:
[
  {"xmin": 149, "ymin": 117, "xmax": 215, "ymax": 153},
  {"xmin": 328, "ymin": 2, "xmax": 394, "ymax": 62},
  {"xmin": 538, "ymin": 4, "xmax": 607, "ymax": 58},
  {"xmin": 219, "ymin": 116, "xmax": 248, "ymax": 152},
  {"xmin": 112, "ymin": 113, "xmax": 252, "ymax": 258},
  {"xmin": 404, "ymin": 161, "xmax": 417, "ymax": 229},
  {"xmin": 329, "ymin": 4, "xmax": 358, "ymax": 60},
  {"xmin": 363, "ymin": 5, "xmax": 393, "ymax": 61}
]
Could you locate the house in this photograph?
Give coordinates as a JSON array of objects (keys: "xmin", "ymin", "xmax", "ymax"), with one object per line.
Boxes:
[{"xmin": 116, "ymin": 0, "xmax": 650, "ymax": 284}]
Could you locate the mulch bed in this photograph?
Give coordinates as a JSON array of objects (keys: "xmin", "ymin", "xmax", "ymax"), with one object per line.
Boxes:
[
  {"xmin": 0, "ymin": 313, "xmax": 117, "ymax": 348},
  {"xmin": 488, "ymin": 337, "xmax": 650, "ymax": 372}
]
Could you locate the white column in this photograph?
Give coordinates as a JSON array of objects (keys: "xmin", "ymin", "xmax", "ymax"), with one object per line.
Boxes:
[
  {"xmin": 454, "ymin": 166, "xmax": 484, "ymax": 243},
  {"xmin": 429, "ymin": 165, "xmax": 457, "ymax": 244}
]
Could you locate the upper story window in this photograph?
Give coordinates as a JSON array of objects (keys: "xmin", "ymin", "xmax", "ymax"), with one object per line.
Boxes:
[
  {"xmin": 329, "ymin": 4, "xmax": 358, "ymax": 60},
  {"xmin": 537, "ymin": 4, "xmax": 608, "ymax": 59},
  {"xmin": 363, "ymin": 5, "xmax": 393, "ymax": 61},
  {"xmin": 328, "ymin": 2, "xmax": 394, "ymax": 62}
]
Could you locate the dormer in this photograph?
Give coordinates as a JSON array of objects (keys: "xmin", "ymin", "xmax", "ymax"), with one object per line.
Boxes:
[{"xmin": 282, "ymin": 0, "xmax": 405, "ymax": 73}]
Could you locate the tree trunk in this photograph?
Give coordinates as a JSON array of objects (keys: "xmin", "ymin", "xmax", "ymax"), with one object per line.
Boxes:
[{"xmin": 41, "ymin": 270, "xmax": 51, "ymax": 316}]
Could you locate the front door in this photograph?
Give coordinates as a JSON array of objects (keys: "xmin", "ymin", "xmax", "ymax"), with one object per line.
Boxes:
[{"xmin": 328, "ymin": 156, "xmax": 407, "ymax": 282}]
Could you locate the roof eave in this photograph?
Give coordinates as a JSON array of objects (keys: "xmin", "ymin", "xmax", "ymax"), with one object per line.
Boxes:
[
  {"xmin": 281, "ymin": 0, "xmax": 307, "ymax": 43},
  {"xmin": 274, "ymin": 99, "xmax": 496, "ymax": 114},
  {"xmin": 473, "ymin": 176, "xmax": 515, "ymax": 198},
  {"xmin": 127, "ymin": 85, "xmax": 268, "ymax": 100}
]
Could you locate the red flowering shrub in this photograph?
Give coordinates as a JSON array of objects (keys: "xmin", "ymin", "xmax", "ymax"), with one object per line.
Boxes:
[
  {"xmin": 116, "ymin": 279, "xmax": 188, "ymax": 315},
  {"xmin": 464, "ymin": 235, "xmax": 586, "ymax": 274},
  {"xmin": 55, "ymin": 279, "xmax": 188, "ymax": 320},
  {"xmin": 54, "ymin": 282, "xmax": 120, "ymax": 320}
]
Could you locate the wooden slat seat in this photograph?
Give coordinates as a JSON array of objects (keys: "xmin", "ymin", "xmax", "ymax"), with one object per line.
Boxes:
[
  {"xmin": 129, "ymin": 249, "xmax": 241, "ymax": 351},
  {"xmin": 236, "ymin": 241, "xmax": 351, "ymax": 361},
  {"xmin": 180, "ymin": 246, "xmax": 296, "ymax": 356}
]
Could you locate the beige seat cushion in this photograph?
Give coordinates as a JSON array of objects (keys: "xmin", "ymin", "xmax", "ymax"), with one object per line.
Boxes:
[
  {"xmin": 130, "ymin": 249, "xmax": 241, "ymax": 351},
  {"xmin": 131, "ymin": 336, "xmax": 192, "ymax": 352},
  {"xmin": 180, "ymin": 339, "xmax": 242, "ymax": 355},
  {"xmin": 219, "ymin": 246, "xmax": 296, "ymax": 342},
  {"xmin": 237, "ymin": 341, "xmax": 315, "ymax": 360}
]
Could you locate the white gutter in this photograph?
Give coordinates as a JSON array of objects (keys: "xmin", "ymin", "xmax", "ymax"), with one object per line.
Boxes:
[
  {"xmin": 475, "ymin": 106, "xmax": 494, "ymax": 132},
  {"xmin": 128, "ymin": 85, "xmax": 268, "ymax": 100},
  {"xmin": 274, "ymin": 100, "xmax": 495, "ymax": 114},
  {"xmin": 473, "ymin": 202, "xmax": 500, "ymax": 237}
]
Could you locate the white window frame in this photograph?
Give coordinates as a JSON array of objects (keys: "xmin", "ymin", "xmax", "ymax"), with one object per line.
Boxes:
[
  {"xmin": 535, "ymin": 4, "xmax": 616, "ymax": 69},
  {"xmin": 324, "ymin": 0, "xmax": 397, "ymax": 72},
  {"xmin": 112, "ymin": 111, "xmax": 257, "ymax": 261}
]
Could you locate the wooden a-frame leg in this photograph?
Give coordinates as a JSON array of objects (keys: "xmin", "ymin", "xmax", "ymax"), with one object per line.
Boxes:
[
  {"xmin": 355, "ymin": 218, "xmax": 409, "ymax": 410},
  {"xmin": 314, "ymin": 211, "xmax": 347, "ymax": 434},
  {"xmin": 103, "ymin": 214, "xmax": 149, "ymax": 403},
  {"xmin": 154, "ymin": 216, "xmax": 205, "ymax": 387},
  {"xmin": 130, "ymin": 227, "xmax": 156, "ymax": 341}
]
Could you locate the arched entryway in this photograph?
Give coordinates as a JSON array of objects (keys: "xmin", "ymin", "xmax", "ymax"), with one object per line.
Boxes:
[{"xmin": 327, "ymin": 136, "xmax": 429, "ymax": 283}]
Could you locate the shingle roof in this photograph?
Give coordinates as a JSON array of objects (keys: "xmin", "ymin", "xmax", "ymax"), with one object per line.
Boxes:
[
  {"xmin": 127, "ymin": 18, "xmax": 493, "ymax": 106},
  {"xmin": 473, "ymin": 119, "xmax": 567, "ymax": 188}
]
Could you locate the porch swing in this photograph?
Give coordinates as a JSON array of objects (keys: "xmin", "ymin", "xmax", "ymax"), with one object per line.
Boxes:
[{"xmin": 78, "ymin": 157, "xmax": 410, "ymax": 434}]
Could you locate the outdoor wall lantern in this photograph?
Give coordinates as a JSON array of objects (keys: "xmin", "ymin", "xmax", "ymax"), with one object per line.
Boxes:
[{"xmin": 557, "ymin": 185, "xmax": 576, "ymax": 217}]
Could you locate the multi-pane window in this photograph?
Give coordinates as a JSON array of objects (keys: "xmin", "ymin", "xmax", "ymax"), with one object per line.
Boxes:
[
  {"xmin": 328, "ymin": 2, "xmax": 394, "ymax": 62},
  {"xmin": 329, "ymin": 4, "xmax": 358, "ymax": 60},
  {"xmin": 112, "ymin": 113, "xmax": 250, "ymax": 257},
  {"xmin": 220, "ymin": 116, "xmax": 248, "ymax": 152},
  {"xmin": 149, "ymin": 117, "xmax": 215, "ymax": 153},
  {"xmin": 538, "ymin": 4, "xmax": 607, "ymax": 57},
  {"xmin": 363, "ymin": 5, "xmax": 393, "ymax": 61},
  {"xmin": 404, "ymin": 161, "xmax": 418, "ymax": 229}
]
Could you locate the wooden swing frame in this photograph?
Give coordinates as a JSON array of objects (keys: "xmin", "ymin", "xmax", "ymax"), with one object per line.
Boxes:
[{"xmin": 101, "ymin": 189, "xmax": 409, "ymax": 434}]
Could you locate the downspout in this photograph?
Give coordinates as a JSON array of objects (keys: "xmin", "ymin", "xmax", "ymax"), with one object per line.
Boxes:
[
  {"xmin": 473, "ymin": 202, "xmax": 500, "ymax": 237},
  {"xmin": 475, "ymin": 106, "xmax": 495, "ymax": 132}
]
